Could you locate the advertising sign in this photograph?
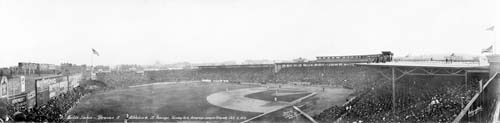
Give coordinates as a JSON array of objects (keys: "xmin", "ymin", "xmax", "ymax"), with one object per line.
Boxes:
[
  {"xmin": 1, "ymin": 76, "xmax": 7, "ymax": 97},
  {"xmin": 21, "ymin": 76, "xmax": 25, "ymax": 92},
  {"xmin": 36, "ymin": 79, "xmax": 45, "ymax": 92},
  {"xmin": 7, "ymin": 78, "xmax": 21, "ymax": 97},
  {"xmin": 49, "ymin": 83, "xmax": 59, "ymax": 98},
  {"xmin": 70, "ymin": 74, "xmax": 82, "ymax": 88},
  {"xmin": 11, "ymin": 95, "xmax": 26, "ymax": 104},
  {"xmin": 36, "ymin": 79, "xmax": 43, "ymax": 92},
  {"xmin": 60, "ymin": 81, "xmax": 68, "ymax": 93},
  {"xmin": 37, "ymin": 78, "xmax": 56, "ymax": 92}
]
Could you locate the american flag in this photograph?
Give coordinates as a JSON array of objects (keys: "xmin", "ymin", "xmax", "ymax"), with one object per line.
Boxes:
[
  {"xmin": 92, "ymin": 48, "xmax": 100, "ymax": 56},
  {"xmin": 482, "ymin": 45, "xmax": 493, "ymax": 53}
]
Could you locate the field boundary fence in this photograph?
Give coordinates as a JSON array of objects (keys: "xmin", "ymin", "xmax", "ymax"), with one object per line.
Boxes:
[{"xmin": 241, "ymin": 92, "xmax": 317, "ymax": 123}]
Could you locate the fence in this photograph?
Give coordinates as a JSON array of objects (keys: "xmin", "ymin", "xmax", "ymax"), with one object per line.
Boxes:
[
  {"xmin": 452, "ymin": 72, "xmax": 498, "ymax": 122},
  {"xmin": 29, "ymin": 73, "xmax": 83, "ymax": 108}
]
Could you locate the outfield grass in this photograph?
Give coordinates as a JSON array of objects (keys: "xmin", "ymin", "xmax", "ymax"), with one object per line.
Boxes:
[{"xmin": 67, "ymin": 82, "xmax": 260, "ymax": 122}]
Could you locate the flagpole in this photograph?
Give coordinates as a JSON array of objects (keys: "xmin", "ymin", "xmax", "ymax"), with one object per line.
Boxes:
[
  {"xmin": 91, "ymin": 50, "xmax": 93, "ymax": 80},
  {"xmin": 485, "ymin": 26, "xmax": 496, "ymax": 55},
  {"xmin": 493, "ymin": 30, "xmax": 496, "ymax": 54},
  {"xmin": 489, "ymin": 26, "xmax": 496, "ymax": 54},
  {"xmin": 490, "ymin": 29, "xmax": 497, "ymax": 54}
]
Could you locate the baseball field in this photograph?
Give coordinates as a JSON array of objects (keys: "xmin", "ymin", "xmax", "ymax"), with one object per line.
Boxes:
[{"xmin": 66, "ymin": 82, "xmax": 352, "ymax": 122}]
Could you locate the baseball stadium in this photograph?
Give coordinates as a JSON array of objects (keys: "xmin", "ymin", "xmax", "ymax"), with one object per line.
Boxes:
[
  {"xmin": 0, "ymin": 0, "xmax": 497, "ymax": 122},
  {"xmin": 1, "ymin": 51, "xmax": 499, "ymax": 122}
]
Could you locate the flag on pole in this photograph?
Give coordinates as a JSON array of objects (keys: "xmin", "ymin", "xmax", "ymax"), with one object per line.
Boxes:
[
  {"xmin": 482, "ymin": 45, "xmax": 493, "ymax": 53},
  {"xmin": 486, "ymin": 26, "xmax": 495, "ymax": 31},
  {"xmin": 92, "ymin": 48, "xmax": 100, "ymax": 56}
]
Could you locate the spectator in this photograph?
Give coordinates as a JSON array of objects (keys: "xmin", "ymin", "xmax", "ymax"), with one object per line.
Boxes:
[{"xmin": 6, "ymin": 84, "xmax": 101, "ymax": 122}]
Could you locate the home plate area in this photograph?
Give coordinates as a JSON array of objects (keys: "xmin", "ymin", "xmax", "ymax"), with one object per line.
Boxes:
[{"xmin": 207, "ymin": 87, "xmax": 313, "ymax": 113}]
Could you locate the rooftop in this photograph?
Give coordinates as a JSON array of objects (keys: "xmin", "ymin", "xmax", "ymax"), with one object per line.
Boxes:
[{"xmin": 356, "ymin": 61, "xmax": 489, "ymax": 69}]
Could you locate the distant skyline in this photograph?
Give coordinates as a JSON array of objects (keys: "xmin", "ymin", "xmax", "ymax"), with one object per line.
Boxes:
[{"xmin": 0, "ymin": 0, "xmax": 498, "ymax": 67}]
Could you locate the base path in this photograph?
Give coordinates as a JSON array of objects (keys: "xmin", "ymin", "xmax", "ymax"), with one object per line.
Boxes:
[{"xmin": 207, "ymin": 87, "xmax": 289, "ymax": 113}]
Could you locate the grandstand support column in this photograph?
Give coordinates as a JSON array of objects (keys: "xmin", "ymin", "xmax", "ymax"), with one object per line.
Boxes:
[
  {"xmin": 464, "ymin": 71, "xmax": 468, "ymax": 86},
  {"xmin": 91, "ymin": 52, "xmax": 94, "ymax": 80},
  {"xmin": 392, "ymin": 67, "xmax": 396, "ymax": 116},
  {"xmin": 274, "ymin": 64, "xmax": 280, "ymax": 73},
  {"xmin": 34, "ymin": 79, "xmax": 38, "ymax": 108}
]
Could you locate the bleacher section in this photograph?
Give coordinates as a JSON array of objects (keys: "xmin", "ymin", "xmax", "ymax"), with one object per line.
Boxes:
[
  {"xmin": 276, "ymin": 66, "xmax": 381, "ymax": 90},
  {"xmin": 198, "ymin": 67, "xmax": 274, "ymax": 83},
  {"xmin": 145, "ymin": 70, "xmax": 198, "ymax": 82},
  {"xmin": 95, "ymin": 71, "xmax": 148, "ymax": 88}
]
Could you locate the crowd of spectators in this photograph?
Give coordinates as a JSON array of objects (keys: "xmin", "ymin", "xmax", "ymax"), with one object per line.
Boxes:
[
  {"xmin": 96, "ymin": 70, "xmax": 202, "ymax": 88},
  {"xmin": 4, "ymin": 85, "xmax": 95, "ymax": 122},
  {"xmin": 96, "ymin": 71, "xmax": 149, "ymax": 88},
  {"xmin": 95, "ymin": 65, "xmax": 380, "ymax": 90},
  {"xmin": 314, "ymin": 75, "xmax": 481, "ymax": 122},
  {"xmin": 313, "ymin": 105, "xmax": 346, "ymax": 122},
  {"xmin": 198, "ymin": 67, "xmax": 274, "ymax": 83},
  {"xmin": 145, "ymin": 69, "xmax": 198, "ymax": 82},
  {"xmin": 276, "ymin": 66, "xmax": 380, "ymax": 90}
]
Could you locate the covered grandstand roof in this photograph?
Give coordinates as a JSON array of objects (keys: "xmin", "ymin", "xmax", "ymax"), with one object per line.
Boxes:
[
  {"xmin": 197, "ymin": 64, "xmax": 274, "ymax": 69},
  {"xmin": 356, "ymin": 61, "xmax": 489, "ymax": 69}
]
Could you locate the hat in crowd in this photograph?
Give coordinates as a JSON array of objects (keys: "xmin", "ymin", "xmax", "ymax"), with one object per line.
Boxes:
[{"xmin": 13, "ymin": 111, "xmax": 26, "ymax": 121}]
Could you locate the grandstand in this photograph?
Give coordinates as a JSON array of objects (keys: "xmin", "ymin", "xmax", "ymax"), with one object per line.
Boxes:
[{"xmin": 313, "ymin": 56, "xmax": 493, "ymax": 122}]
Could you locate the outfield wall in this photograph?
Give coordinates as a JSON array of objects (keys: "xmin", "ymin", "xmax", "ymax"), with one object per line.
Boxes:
[
  {"xmin": 0, "ymin": 73, "xmax": 84, "ymax": 109},
  {"xmin": 34, "ymin": 74, "xmax": 83, "ymax": 107}
]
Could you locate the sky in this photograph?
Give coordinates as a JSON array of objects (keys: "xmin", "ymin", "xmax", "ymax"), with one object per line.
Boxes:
[{"xmin": 0, "ymin": 0, "xmax": 497, "ymax": 67}]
